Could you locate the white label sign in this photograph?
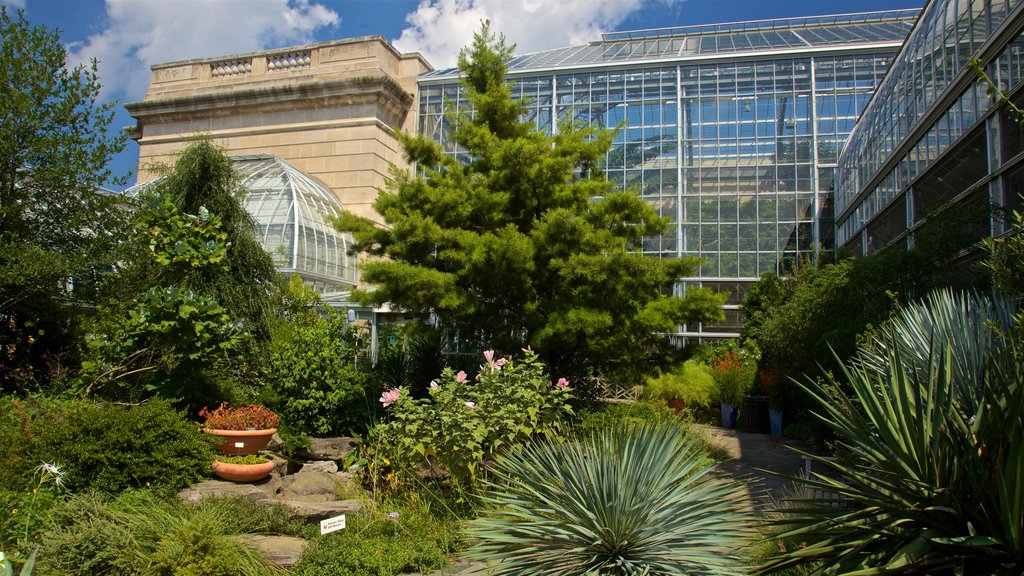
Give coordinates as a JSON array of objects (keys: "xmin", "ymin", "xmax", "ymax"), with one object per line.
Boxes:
[
  {"xmin": 320, "ymin": 514, "xmax": 346, "ymax": 534},
  {"xmin": 234, "ymin": 442, "xmax": 245, "ymax": 448}
]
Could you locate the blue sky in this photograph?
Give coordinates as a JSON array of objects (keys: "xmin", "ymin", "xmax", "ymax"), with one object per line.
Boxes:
[{"xmin": 6, "ymin": 0, "xmax": 923, "ymax": 188}]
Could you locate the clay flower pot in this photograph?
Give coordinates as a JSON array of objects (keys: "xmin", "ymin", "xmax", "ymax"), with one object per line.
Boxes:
[
  {"xmin": 212, "ymin": 459, "xmax": 275, "ymax": 482},
  {"xmin": 204, "ymin": 427, "xmax": 277, "ymax": 456}
]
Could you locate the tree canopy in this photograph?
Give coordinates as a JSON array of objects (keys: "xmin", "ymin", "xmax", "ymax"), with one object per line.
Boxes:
[
  {"xmin": 0, "ymin": 7, "xmax": 128, "ymax": 391},
  {"xmin": 337, "ymin": 23, "xmax": 724, "ymax": 378}
]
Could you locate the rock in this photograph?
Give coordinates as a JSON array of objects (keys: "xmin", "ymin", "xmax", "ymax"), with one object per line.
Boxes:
[
  {"xmin": 279, "ymin": 469, "xmax": 342, "ymax": 500},
  {"xmin": 241, "ymin": 534, "xmax": 307, "ymax": 567},
  {"xmin": 301, "ymin": 460, "xmax": 338, "ymax": 474},
  {"xmin": 178, "ymin": 476, "xmax": 281, "ymax": 504},
  {"xmin": 266, "ymin": 452, "xmax": 289, "ymax": 477},
  {"xmin": 267, "ymin": 498, "xmax": 366, "ymax": 522},
  {"xmin": 266, "ymin": 432, "xmax": 285, "ymax": 452},
  {"xmin": 295, "ymin": 437, "xmax": 358, "ymax": 462}
]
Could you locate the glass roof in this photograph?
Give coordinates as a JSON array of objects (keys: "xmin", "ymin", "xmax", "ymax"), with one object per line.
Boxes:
[
  {"xmin": 127, "ymin": 155, "xmax": 357, "ymax": 302},
  {"xmin": 419, "ymin": 9, "xmax": 919, "ymax": 80}
]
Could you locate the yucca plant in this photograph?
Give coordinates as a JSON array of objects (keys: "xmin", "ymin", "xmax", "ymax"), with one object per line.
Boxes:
[
  {"xmin": 466, "ymin": 422, "xmax": 754, "ymax": 575},
  {"xmin": 758, "ymin": 289, "xmax": 1024, "ymax": 575}
]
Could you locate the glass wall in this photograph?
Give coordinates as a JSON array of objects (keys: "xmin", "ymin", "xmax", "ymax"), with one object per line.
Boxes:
[
  {"xmin": 419, "ymin": 12, "xmax": 914, "ymax": 336},
  {"xmin": 835, "ymin": 0, "xmax": 1024, "ymax": 254}
]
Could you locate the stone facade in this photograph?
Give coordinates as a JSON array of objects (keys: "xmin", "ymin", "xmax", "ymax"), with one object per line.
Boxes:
[{"xmin": 126, "ymin": 37, "xmax": 431, "ymax": 224}]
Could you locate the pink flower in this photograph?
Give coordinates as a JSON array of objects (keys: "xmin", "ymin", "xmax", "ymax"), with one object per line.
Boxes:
[
  {"xmin": 556, "ymin": 377, "xmax": 569, "ymax": 389},
  {"xmin": 483, "ymin": 350, "xmax": 495, "ymax": 363},
  {"xmin": 464, "ymin": 401, "xmax": 476, "ymax": 410},
  {"xmin": 496, "ymin": 358, "xmax": 508, "ymax": 367},
  {"xmin": 379, "ymin": 388, "xmax": 400, "ymax": 408},
  {"xmin": 429, "ymin": 380, "xmax": 439, "ymax": 389},
  {"xmin": 456, "ymin": 370, "xmax": 467, "ymax": 383}
]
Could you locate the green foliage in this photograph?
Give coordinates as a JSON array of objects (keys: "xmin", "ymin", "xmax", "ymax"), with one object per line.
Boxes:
[
  {"xmin": 758, "ymin": 289, "xmax": 1024, "ymax": 575},
  {"xmin": 711, "ymin": 348, "xmax": 757, "ymax": 407},
  {"xmin": 0, "ymin": 397, "xmax": 214, "ymax": 496},
  {"xmin": 83, "ymin": 140, "xmax": 280, "ymax": 406},
  {"xmin": 295, "ymin": 494, "xmax": 462, "ymax": 576},
  {"xmin": 467, "ymin": 422, "xmax": 754, "ymax": 575},
  {"xmin": 375, "ymin": 348, "xmax": 573, "ymax": 493},
  {"xmin": 1, "ymin": 464, "xmax": 65, "ymax": 565},
  {"xmin": 983, "ymin": 201, "xmax": 1024, "ymax": 299},
  {"xmin": 573, "ymin": 401, "xmax": 678, "ymax": 433},
  {"xmin": 261, "ymin": 288, "xmax": 373, "ymax": 438},
  {"xmin": 36, "ymin": 491, "xmax": 298, "ymax": 576},
  {"xmin": 644, "ymin": 360, "xmax": 717, "ymax": 405},
  {"xmin": 0, "ymin": 7, "xmax": 129, "ymax": 392},
  {"xmin": 337, "ymin": 22, "xmax": 724, "ymax": 378}
]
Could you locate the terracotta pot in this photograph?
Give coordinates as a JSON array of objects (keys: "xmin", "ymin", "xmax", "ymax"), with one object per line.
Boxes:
[
  {"xmin": 211, "ymin": 459, "xmax": 275, "ymax": 482},
  {"xmin": 204, "ymin": 428, "xmax": 277, "ymax": 456},
  {"xmin": 666, "ymin": 398, "xmax": 687, "ymax": 416}
]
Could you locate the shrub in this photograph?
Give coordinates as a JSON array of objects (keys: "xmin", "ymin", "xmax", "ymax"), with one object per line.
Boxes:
[
  {"xmin": 574, "ymin": 400, "xmax": 677, "ymax": 433},
  {"xmin": 295, "ymin": 494, "xmax": 461, "ymax": 576},
  {"xmin": 198, "ymin": 403, "xmax": 279, "ymax": 430},
  {"xmin": 644, "ymin": 360, "xmax": 717, "ymax": 405},
  {"xmin": 712, "ymin": 350, "xmax": 757, "ymax": 406},
  {"xmin": 37, "ymin": 491, "xmax": 300, "ymax": 576},
  {"xmin": 467, "ymin": 422, "xmax": 754, "ymax": 574},
  {"xmin": 758, "ymin": 289, "xmax": 1024, "ymax": 575},
  {"xmin": 261, "ymin": 305, "xmax": 373, "ymax": 438},
  {"xmin": 374, "ymin": 348, "xmax": 573, "ymax": 493},
  {"xmin": 1, "ymin": 398, "xmax": 216, "ymax": 495}
]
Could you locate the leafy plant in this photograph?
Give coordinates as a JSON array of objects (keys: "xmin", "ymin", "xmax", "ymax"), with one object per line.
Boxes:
[
  {"xmin": 374, "ymin": 348, "xmax": 573, "ymax": 493},
  {"xmin": 758, "ymin": 289, "xmax": 1024, "ymax": 575},
  {"xmin": 466, "ymin": 422, "xmax": 754, "ymax": 575},
  {"xmin": 712, "ymin": 350, "xmax": 756, "ymax": 406},
  {"xmin": 644, "ymin": 360, "xmax": 717, "ymax": 405},
  {"xmin": 213, "ymin": 455, "xmax": 269, "ymax": 465},
  {"xmin": 199, "ymin": 403, "xmax": 279, "ymax": 431},
  {"xmin": 574, "ymin": 401, "xmax": 678, "ymax": 433}
]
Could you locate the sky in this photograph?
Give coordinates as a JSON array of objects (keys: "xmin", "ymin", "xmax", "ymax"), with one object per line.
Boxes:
[{"xmin": 5, "ymin": 0, "xmax": 924, "ymax": 189}]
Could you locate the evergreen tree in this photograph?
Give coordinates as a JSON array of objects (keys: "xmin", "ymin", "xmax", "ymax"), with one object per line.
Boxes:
[{"xmin": 337, "ymin": 23, "xmax": 724, "ymax": 378}]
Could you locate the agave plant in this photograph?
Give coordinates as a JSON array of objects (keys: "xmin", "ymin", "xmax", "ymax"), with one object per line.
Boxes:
[
  {"xmin": 758, "ymin": 289, "xmax": 1024, "ymax": 575},
  {"xmin": 466, "ymin": 422, "xmax": 754, "ymax": 575}
]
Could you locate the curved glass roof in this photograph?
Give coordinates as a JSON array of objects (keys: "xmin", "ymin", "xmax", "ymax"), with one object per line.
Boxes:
[
  {"xmin": 232, "ymin": 155, "xmax": 357, "ymax": 301},
  {"xmin": 127, "ymin": 155, "xmax": 357, "ymax": 302},
  {"xmin": 420, "ymin": 9, "xmax": 919, "ymax": 80}
]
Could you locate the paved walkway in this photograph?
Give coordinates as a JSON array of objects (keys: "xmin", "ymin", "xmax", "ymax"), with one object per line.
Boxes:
[
  {"xmin": 698, "ymin": 425, "xmax": 812, "ymax": 513},
  {"xmin": 425, "ymin": 427, "xmax": 813, "ymax": 574}
]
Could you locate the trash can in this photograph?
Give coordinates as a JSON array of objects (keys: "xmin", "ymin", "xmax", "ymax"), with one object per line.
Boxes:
[{"xmin": 741, "ymin": 394, "xmax": 771, "ymax": 433}]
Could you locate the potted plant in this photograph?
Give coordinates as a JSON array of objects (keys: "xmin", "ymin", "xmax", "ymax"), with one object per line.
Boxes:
[
  {"xmin": 712, "ymin": 351, "xmax": 755, "ymax": 429},
  {"xmin": 199, "ymin": 403, "xmax": 279, "ymax": 456},
  {"xmin": 211, "ymin": 454, "xmax": 275, "ymax": 482},
  {"xmin": 758, "ymin": 369, "xmax": 788, "ymax": 436},
  {"xmin": 644, "ymin": 360, "xmax": 717, "ymax": 415}
]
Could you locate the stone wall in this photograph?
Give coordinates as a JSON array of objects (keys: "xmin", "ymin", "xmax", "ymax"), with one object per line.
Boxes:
[{"xmin": 126, "ymin": 37, "xmax": 431, "ymax": 224}]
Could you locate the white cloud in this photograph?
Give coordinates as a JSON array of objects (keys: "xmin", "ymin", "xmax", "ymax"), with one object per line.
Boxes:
[
  {"xmin": 69, "ymin": 0, "xmax": 340, "ymax": 102},
  {"xmin": 392, "ymin": 0, "xmax": 671, "ymax": 69}
]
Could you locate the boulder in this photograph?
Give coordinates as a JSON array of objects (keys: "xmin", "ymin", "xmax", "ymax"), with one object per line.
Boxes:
[
  {"xmin": 301, "ymin": 460, "xmax": 338, "ymax": 474},
  {"xmin": 266, "ymin": 452, "xmax": 289, "ymax": 477},
  {"xmin": 241, "ymin": 534, "xmax": 307, "ymax": 567},
  {"xmin": 266, "ymin": 432, "xmax": 285, "ymax": 452},
  {"xmin": 279, "ymin": 468, "xmax": 342, "ymax": 500},
  {"xmin": 295, "ymin": 437, "xmax": 358, "ymax": 462},
  {"xmin": 178, "ymin": 475, "xmax": 281, "ymax": 504}
]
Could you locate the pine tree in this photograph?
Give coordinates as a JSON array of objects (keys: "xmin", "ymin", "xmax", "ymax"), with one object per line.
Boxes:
[{"xmin": 337, "ymin": 23, "xmax": 724, "ymax": 378}]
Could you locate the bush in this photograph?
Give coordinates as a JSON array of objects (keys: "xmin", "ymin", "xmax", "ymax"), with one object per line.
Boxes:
[
  {"xmin": 712, "ymin": 349, "xmax": 757, "ymax": 406},
  {"xmin": 262, "ymin": 305, "xmax": 374, "ymax": 439},
  {"xmin": 574, "ymin": 400, "xmax": 677, "ymax": 433},
  {"xmin": 374, "ymin": 349, "xmax": 573, "ymax": 494},
  {"xmin": 644, "ymin": 360, "xmax": 717, "ymax": 405},
  {"xmin": 0, "ymin": 397, "xmax": 215, "ymax": 495},
  {"xmin": 37, "ymin": 491, "xmax": 302, "ymax": 576},
  {"xmin": 467, "ymin": 422, "xmax": 754, "ymax": 574},
  {"xmin": 295, "ymin": 494, "xmax": 461, "ymax": 576}
]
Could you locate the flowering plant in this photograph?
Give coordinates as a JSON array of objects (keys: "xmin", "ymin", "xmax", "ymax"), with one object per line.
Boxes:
[
  {"xmin": 374, "ymin": 348, "xmax": 573, "ymax": 494},
  {"xmin": 712, "ymin": 350, "xmax": 757, "ymax": 407},
  {"xmin": 198, "ymin": 403, "xmax": 279, "ymax": 430}
]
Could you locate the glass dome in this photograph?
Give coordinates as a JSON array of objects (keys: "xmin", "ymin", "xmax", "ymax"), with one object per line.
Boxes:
[
  {"xmin": 232, "ymin": 155, "xmax": 357, "ymax": 301},
  {"xmin": 126, "ymin": 154, "xmax": 358, "ymax": 302}
]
